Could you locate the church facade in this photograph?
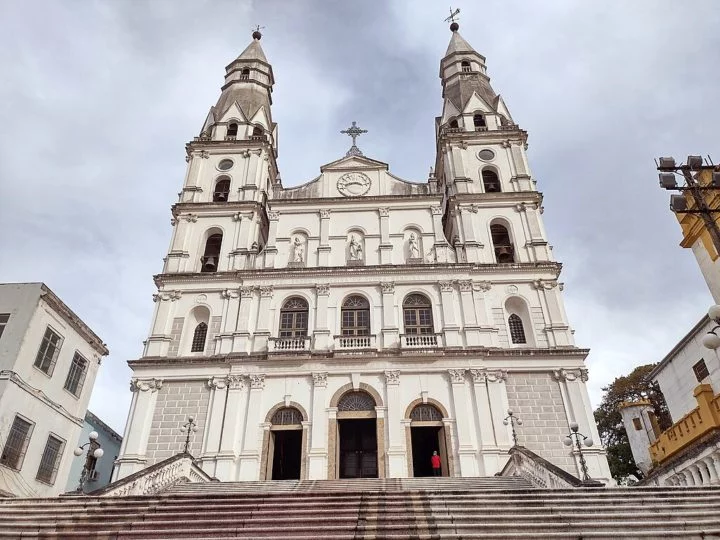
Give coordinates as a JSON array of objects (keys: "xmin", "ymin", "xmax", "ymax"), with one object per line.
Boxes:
[{"xmin": 114, "ymin": 25, "xmax": 611, "ymax": 484}]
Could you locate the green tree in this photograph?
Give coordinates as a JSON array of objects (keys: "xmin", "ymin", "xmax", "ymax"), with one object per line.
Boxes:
[{"xmin": 593, "ymin": 363, "xmax": 672, "ymax": 483}]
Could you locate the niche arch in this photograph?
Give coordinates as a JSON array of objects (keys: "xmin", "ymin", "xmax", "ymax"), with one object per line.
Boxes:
[
  {"xmin": 504, "ymin": 295, "xmax": 535, "ymax": 346},
  {"xmin": 180, "ymin": 305, "xmax": 211, "ymax": 355}
]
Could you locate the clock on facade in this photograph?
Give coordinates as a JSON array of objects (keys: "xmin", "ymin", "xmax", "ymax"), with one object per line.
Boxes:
[{"xmin": 337, "ymin": 172, "xmax": 371, "ymax": 197}]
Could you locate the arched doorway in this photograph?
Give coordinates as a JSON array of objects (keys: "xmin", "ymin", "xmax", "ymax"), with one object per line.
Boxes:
[
  {"xmin": 337, "ymin": 391, "xmax": 378, "ymax": 478},
  {"xmin": 261, "ymin": 405, "xmax": 308, "ymax": 480},
  {"xmin": 405, "ymin": 401, "xmax": 453, "ymax": 477}
]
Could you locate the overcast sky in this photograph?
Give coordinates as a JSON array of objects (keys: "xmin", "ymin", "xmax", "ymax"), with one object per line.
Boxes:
[{"xmin": 1, "ymin": 1, "xmax": 718, "ymax": 434}]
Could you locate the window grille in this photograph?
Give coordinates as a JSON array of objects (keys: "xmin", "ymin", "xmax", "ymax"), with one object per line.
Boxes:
[
  {"xmin": 337, "ymin": 391, "xmax": 375, "ymax": 412},
  {"xmin": 0, "ymin": 416, "xmax": 34, "ymax": 470},
  {"xmin": 461, "ymin": 61, "xmax": 471, "ymax": 72},
  {"xmin": 341, "ymin": 296, "xmax": 370, "ymax": 336},
  {"xmin": 191, "ymin": 322, "xmax": 208, "ymax": 352},
  {"xmin": 279, "ymin": 298, "xmax": 309, "ymax": 338},
  {"xmin": 0, "ymin": 313, "xmax": 9, "ymax": 340},
  {"xmin": 35, "ymin": 434, "xmax": 64, "ymax": 484},
  {"xmin": 508, "ymin": 314, "xmax": 526, "ymax": 344},
  {"xmin": 63, "ymin": 352, "xmax": 88, "ymax": 397},
  {"xmin": 34, "ymin": 327, "xmax": 63, "ymax": 375},
  {"xmin": 693, "ymin": 359, "xmax": 710, "ymax": 382},
  {"xmin": 403, "ymin": 294, "xmax": 434, "ymax": 335},
  {"xmin": 271, "ymin": 407, "xmax": 303, "ymax": 425},
  {"xmin": 410, "ymin": 404, "xmax": 443, "ymax": 422}
]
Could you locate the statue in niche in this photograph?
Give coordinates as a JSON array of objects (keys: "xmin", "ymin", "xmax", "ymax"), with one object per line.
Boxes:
[
  {"xmin": 408, "ymin": 233, "xmax": 420, "ymax": 260},
  {"xmin": 291, "ymin": 237, "xmax": 305, "ymax": 263},
  {"xmin": 348, "ymin": 234, "xmax": 364, "ymax": 261}
]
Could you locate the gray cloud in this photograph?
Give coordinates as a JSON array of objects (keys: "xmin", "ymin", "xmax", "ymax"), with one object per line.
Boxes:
[{"xmin": 0, "ymin": 0, "xmax": 717, "ymax": 432}]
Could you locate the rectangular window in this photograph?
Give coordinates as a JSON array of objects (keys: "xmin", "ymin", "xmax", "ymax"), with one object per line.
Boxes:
[
  {"xmin": 63, "ymin": 352, "xmax": 88, "ymax": 397},
  {"xmin": 35, "ymin": 434, "xmax": 65, "ymax": 485},
  {"xmin": 693, "ymin": 359, "xmax": 710, "ymax": 382},
  {"xmin": 632, "ymin": 417, "xmax": 643, "ymax": 431},
  {"xmin": 34, "ymin": 326, "xmax": 63, "ymax": 376},
  {"xmin": 0, "ymin": 415, "xmax": 34, "ymax": 470},
  {"xmin": 0, "ymin": 313, "xmax": 9, "ymax": 340}
]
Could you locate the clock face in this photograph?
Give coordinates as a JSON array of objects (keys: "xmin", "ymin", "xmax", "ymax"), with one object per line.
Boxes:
[{"xmin": 337, "ymin": 172, "xmax": 371, "ymax": 197}]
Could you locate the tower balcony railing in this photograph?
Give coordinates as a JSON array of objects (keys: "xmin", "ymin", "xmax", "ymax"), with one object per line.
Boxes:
[
  {"xmin": 498, "ymin": 123, "xmax": 520, "ymax": 131},
  {"xmin": 474, "ymin": 126, "xmax": 488, "ymax": 132},
  {"xmin": 334, "ymin": 334, "xmax": 377, "ymax": 351},
  {"xmin": 400, "ymin": 333, "xmax": 444, "ymax": 349},
  {"xmin": 268, "ymin": 336, "xmax": 311, "ymax": 352}
]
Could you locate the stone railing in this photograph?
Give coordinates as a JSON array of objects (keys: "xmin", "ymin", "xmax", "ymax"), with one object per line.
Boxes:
[
  {"xmin": 268, "ymin": 336, "xmax": 311, "ymax": 352},
  {"xmin": 334, "ymin": 334, "xmax": 377, "ymax": 351},
  {"xmin": 400, "ymin": 333, "xmax": 443, "ymax": 349},
  {"xmin": 498, "ymin": 446, "xmax": 602, "ymax": 489},
  {"xmin": 650, "ymin": 384, "xmax": 720, "ymax": 464},
  {"xmin": 90, "ymin": 453, "xmax": 213, "ymax": 497}
]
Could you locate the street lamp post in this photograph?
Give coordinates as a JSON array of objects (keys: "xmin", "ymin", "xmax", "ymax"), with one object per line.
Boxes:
[
  {"xmin": 502, "ymin": 409, "xmax": 523, "ymax": 446},
  {"xmin": 563, "ymin": 422, "xmax": 593, "ymax": 481},
  {"xmin": 181, "ymin": 416, "xmax": 198, "ymax": 454},
  {"xmin": 73, "ymin": 431, "xmax": 104, "ymax": 493},
  {"xmin": 701, "ymin": 305, "xmax": 720, "ymax": 350}
]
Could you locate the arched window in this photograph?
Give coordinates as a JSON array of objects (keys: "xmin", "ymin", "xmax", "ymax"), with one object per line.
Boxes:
[
  {"xmin": 226, "ymin": 123, "xmax": 238, "ymax": 137},
  {"xmin": 461, "ymin": 60, "xmax": 471, "ymax": 73},
  {"xmin": 240, "ymin": 68, "xmax": 250, "ymax": 79},
  {"xmin": 410, "ymin": 404, "xmax": 443, "ymax": 422},
  {"xmin": 338, "ymin": 391, "xmax": 376, "ymax": 412},
  {"xmin": 271, "ymin": 407, "xmax": 303, "ymax": 426},
  {"xmin": 473, "ymin": 114, "xmax": 486, "ymax": 129},
  {"xmin": 279, "ymin": 297, "xmax": 309, "ymax": 338},
  {"xmin": 490, "ymin": 224, "xmax": 514, "ymax": 263},
  {"xmin": 508, "ymin": 314, "xmax": 526, "ymax": 344},
  {"xmin": 190, "ymin": 322, "xmax": 208, "ymax": 352},
  {"xmin": 341, "ymin": 296, "xmax": 370, "ymax": 336},
  {"xmin": 201, "ymin": 233, "xmax": 222, "ymax": 272},
  {"xmin": 213, "ymin": 178, "xmax": 230, "ymax": 202},
  {"xmin": 252, "ymin": 125, "xmax": 263, "ymax": 137},
  {"xmin": 482, "ymin": 170, "xmax": 501, "ymax": 193},
  {"xmin": 403, "ymin": 294, "xmax": 433, "ymax": 335},
  {"xmin": 449, "ymin": 118, "xmax": 459, "ymax": 129}
]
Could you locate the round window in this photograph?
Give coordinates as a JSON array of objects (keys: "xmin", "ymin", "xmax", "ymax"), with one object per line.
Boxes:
[
  {"xmin": 478, "ymin": 149, "xmax": 495, "ymax": 161},
  {"xmin": 218, "ymin": 159, "xmax": 234, "ymax": 171}
]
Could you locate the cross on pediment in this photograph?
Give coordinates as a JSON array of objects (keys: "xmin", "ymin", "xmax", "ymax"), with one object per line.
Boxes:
[{"xmin": 341, "ymin": 121, "xmax": 368, "ymax": 157}]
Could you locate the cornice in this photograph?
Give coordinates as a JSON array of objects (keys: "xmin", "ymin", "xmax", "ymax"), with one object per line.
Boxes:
[
  {"xmin": 0, "ymin": 370, "xmax": 84, "ymax": 426},
  {"xmin": 269, "ymin": 193, "xmax": 439, "ymax": 207},
  {"xmin": 129, "ymin": 346, "xmax": 589, "ymax": 368},
  {"xmin": 439, "ymin": 127, "xmax": 529, "ymax": 145},
  {"xmin": 153, "ymin": 261, "xmax": 563, "ymax": 287},
  {"xmin": 449, "ymin": 191, "xmax": 543, "ymax": 206},
  {"xmin": 172, "ymin": 201, "xmax": 264, "ymax": 218}
]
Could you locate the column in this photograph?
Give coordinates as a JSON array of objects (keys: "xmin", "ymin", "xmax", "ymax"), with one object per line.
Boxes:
[
  {"xmin": 217, "ymin": 289, "xmax": 240, "ymax": 354},
  {"xmin": 144, "ymin": 291, "xmax": 181, "ymax": 356},
  {"xmin": 485, "ymin": 370, "xmax": 511, "ymax": 450},
  {"xmin": 534, "ymin": 280, "xmax": 572, "ymax": 347},
  {"xmin": 308, "ymin": 372, "xmax": 328, "ymax": 479},
  {"xmin": 690, "ymin": 465, "xmax": 703, "ymax": 485},
  {"xmin": 459, "ymin": 207, "xmax": 482, "ymax": 262},
  {"xmin": 253, "ymin": 285, "xmax": 273, "ymax": 352},
  {"xmin": 318, "ymin": 210, "xmax": 331, "ymax": 266},
  {"xmin": 238, "ymin": 374, "xmax": 265, "ymax": 480},
  {"xmin": 380, "ymin": 282, "xmax": 398, "ymax": 348},
  {"xmin": 233, "ymin": 286, "xmax": 255, "ymax": 353},
  {"xmin": 438, "ymin": 281, "xmax": 460, "ymax": 346},
  {"xmin": 471, "ymin": 281, "xmax": 496, "ymax": 347},
  {"xmin": 378, "ymin": 208, "xmax": 393, "ymax": 264},
  {"xmin": 313, "ymin": 284, "xmax": 331, "ymax": 350},
  {"xmin": 430, "ymin": 207, "xmax": 449, "ymax": 262},
  {"xmin": 115, "ymin": 379, "xmax": 163, "ymax": 479},
  {"xmin": 202, "ymin": 377, "xmax": 228, "ymax": 475},
  {"xmin": 448, "ymin": 369, "xmax": 478, "ymax": 476},
  {"xmin": 264, "ymin": 211, "xmax": 280, "ymax": 268},
  {"xmin": 469, "ymin": 369, "xmax": 498, "ymax": 476},
  {"xmin": 385, "ymin": 370, "xmax": 406, "ymax": 477},
  {"xmin": 229, "ymin": 212, "xmax": 243, "ymax": 269},
  {"xmin": 215, "ymin": 375, "xmax": 247, "ymax": 480},
  {"xmin": 457, "ymin": 280, "xmax": 480, "ymax": 346}
]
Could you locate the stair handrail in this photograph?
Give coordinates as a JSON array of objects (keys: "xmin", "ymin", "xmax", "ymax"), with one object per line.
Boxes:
[{"xmin": 498, "ymin": 445, "xmax": 603, "ymax": 488}]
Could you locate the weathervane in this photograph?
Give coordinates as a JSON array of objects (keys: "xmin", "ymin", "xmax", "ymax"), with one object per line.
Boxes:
[
  {"xmin": 340, "ymin": 121, "xmax": 368, "ymax": 157},
  {"xmin": 445, "ymin": 7, "xmax": 461, "ymax": 24}
]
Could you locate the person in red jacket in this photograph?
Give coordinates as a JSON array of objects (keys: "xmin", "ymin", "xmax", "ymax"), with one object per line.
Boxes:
[{"xmin": 431, "ymin": 451, "xmax": 441, "ymax": 476}]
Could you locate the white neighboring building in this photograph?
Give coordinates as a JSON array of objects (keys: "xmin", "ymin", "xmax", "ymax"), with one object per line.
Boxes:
[
  {"xmin": 114, "ymin": 25, "xmax": 611, "ymax": 484},
  {"xmin": 0, "ymin": 283, "xmax": 109, "ymax": 496}
]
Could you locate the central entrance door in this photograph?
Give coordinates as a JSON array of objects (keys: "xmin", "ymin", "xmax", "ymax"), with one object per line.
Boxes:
[
  {"xmin": 271, "ymin": 429, "xmax": 302, "ymax": 480},
  {"xmin": 408, "ymin": 403, "xmax": 448, "ymax": 477},
  {"xmin": 339, "ymin": 419, "xmax": 378, "ymax": 478}
]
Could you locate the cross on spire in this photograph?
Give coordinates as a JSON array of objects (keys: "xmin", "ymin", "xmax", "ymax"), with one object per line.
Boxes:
[
  {"xmin": 444, "ymin": 7, "xmax": 460, "ymax": 23},
  {"xmin": 340, "ymin": 121, "xmax": 368, "ymax": 157}
]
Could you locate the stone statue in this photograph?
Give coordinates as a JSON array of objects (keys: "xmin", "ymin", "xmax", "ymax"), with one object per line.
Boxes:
[
  {"xmin": 348, "ymin": 235, "xmax": 363, "ymax": 261},
  {"xmin": 408, "ymin": 233, "xmax": 420, "ymax": 259},
  {"xmin": 291, "ymin": 237, "xmax": 304, "ymax": 263}
]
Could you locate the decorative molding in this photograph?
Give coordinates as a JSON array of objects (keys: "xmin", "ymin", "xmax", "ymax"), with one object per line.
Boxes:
[
  {"xmin": 380, "ymin": 282, "xmax": 395, "ymax": 294},
  {"xmin": 506, "ymin": 285, "xmax": 519, "ymax": 295},
  {"xmin": 430, "ymin": 206, "xmax": 443, "ymax": 215},
  {"xmin": 533, "ymin": 279, "xmax": 558, "ymax": 291},
  {"xmin": 207, "ymin": 376, "xmax": 228, "ymax": 390},
  {"xmin": 460, "ymin": 205, "xmax": 479, "ymax": 214},
  {"xmin": 227, "ymin": 375, "xmax": 246, "ymax": 390},
  {"xmin": 130, "ymin": 378, "xmax": 163, "ymax": 393},
  {"xmin": 486, "ymin": 369, "xmax": 508, "ymax": 383},
  {"xmin": 319, "ymin": 209, "xmax": 331, "ymax": 219},
  {"xmin": 181, "ymin": 214, "xmax": 198, "ymax": 223},
  {"xmin": 232, "ymin": 213, "xmax": 243, "ymax": 222},
  {"xmin": 384, "ymin": 370, "xmax": 400, "ymax": 385},
  {"xmin": 501, "ymin": 140, "xmax": 511, "ymax": 149},
  {"xmin": 438, "ymin": 280, "xmax": 454, "ymax": 293},
  {"xmin": 221, "ymin": 288, "xmax": 239, "ymax": 299},
  {"xmin": 337, "ymin": 172, "xmax": 371, "ymax": 197},
  {"xmin": 448, "ymin": 369, "xmax": 466, "ymax": 384},
  {"xmin": 152, "ymin": 290, "xmax": 182, "ymax": 303},
  {"xmin": 259, "ymin": 285, "xmax": 274, "ymax": 298},
  {"xmin": 315, "ymin": 284, "xmax": 330, "ymax": 296},
  {"xmin": 267, "ymin": 211, "xmax": 280, "ymax": 221},
  {"xmin": 249, "ymin": 373, "xmax": 266, "ymax": 389},
  {"xmin": 469, "ymin": 369, "xmax": 487, "ymax": 384},
  {"xmin": 553, "ymin": 368, "xmax": 588, "ymax": 383},
  {"xmin": 239, "ymin": 286, "xmax": 255, "ymax": 298},
  {"xmin": 457, "ymin": 280, "xmax": 473, "ymax": 292},
  {"xmin": 170, "ymin": 218, "xmax": 178, "ymax": 226},
  {"xmin": 312, "ymin": 372, "xmax": 328, "ymax": 388},
  {"xmin": 378, "ymin": 207, "xmax": 389, "ymax": 217},
  {"xmin": 473, "ymin": 281, "xmax": 492, "ymax": 292}
]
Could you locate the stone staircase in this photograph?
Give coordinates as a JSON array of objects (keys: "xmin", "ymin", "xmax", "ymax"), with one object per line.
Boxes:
[{"xmin": 0, "ymin": 478, "xmax": 719, "ymax": 539}]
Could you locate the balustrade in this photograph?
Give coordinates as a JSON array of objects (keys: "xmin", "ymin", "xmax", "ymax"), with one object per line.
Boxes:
[
  {"xmin": 268, "ymin": 336, "xmax": 311, "ymax": 352},
  {"xmin": 400, "ymin": 333, "xmax": 443, "ymax": 349},
  {"xmin": 334, "ymin": 334, "xmax": 377, "ymax": 350}
]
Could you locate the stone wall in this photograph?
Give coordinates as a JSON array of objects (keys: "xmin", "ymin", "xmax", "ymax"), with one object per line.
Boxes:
[
  {"xmin": 505, "ymin": 372, "xmax": 574, "ymax": 472},
  {"xmin": 146, "ymin": 381, "xmax": 210, "ymax": 464}
]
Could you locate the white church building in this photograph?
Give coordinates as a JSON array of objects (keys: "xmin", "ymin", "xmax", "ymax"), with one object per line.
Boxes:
[{"xmin": 114, "ymin": 24, "xmax": 611, "ymax": 484}]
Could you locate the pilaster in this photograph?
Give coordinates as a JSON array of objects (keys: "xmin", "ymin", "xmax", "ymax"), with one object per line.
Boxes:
[
  {"xmin": 253, "ymin": 285, "xmax": 273, "ymax": 351},
  {"xmin": 318, "ymin": 210, "xmax": 331, "ymax": 266},
  {"xmin": 380, "ymin": 282, "xmax": 399, "ymax": 348},
  {"xmin": 313, "ymin": 285, "xmax": 331, "ymax": 350},
  {"xmin": 264, "ymin": 211, "xmax": 280, "ymax": 268},
  {"xmin": 378, "ymin": 208, "xmax": 393, "ymax": 264},
  {"xmin": 447, "ymin": 369, "xmax": 477, "ymax": 476},
  {"xmin": 215, "ymin": 375, "xmax": 248, "ymax": 480},
  {"xmin": 202, "ymin": 377, "xmax": 229, "ymax": 474},
  {"xmin": 384, "ymin": 370, "xmax": 406, "ymax": 477},
  {"xmin": 238, "ymin": 373, "xmax": 265, "ymax": 480},
  {"xmin": 233, "ymin": 286, "xmax": 255, "ymax": 353},
  {"xmin": 308, "ymin": 372, "xmax": 328, "ymax": 479},
  {"xmin": 218, "ymin": 288, "xmax": 240, "ymax": 353},
  {"xmin": 438, "ymin": 281, "xmax": 460, "ymax": 346},
  {"xmin": 145, "ymin": 291, "xmax": 182, "ymax": 357}
]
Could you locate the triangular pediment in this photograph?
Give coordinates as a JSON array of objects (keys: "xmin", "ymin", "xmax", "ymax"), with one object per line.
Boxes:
[
  {"xmin": 495, "ymin": 95, "xmax": 514, "ymax": 123},
  {"xmin": 320, "ymin": 154, "xmax": 389, "ymax": 172},
  {"xmin": 219, "ymin": 101, "xmax": 249, "ymax": 124},
  {"xmin": 440, "ymin": 100, "xmax": 461, "ymax": 124},
  {"xmin": 463, "ymin": 91, "xmax": 494, "ymax": 114},
  {"xmin": 249, "ymin": 106, "xmax": 271, "ymax": 130}
]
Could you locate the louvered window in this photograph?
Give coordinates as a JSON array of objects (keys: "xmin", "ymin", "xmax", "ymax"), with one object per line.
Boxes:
[
  {"xmin": 63, "ymin": 352, "xmax": 88, "ymax": 397},
  {"xmin": 508, "ymin": 314, "xmax": 526, "ymax": 344},
  {"xmin": 36, "ymin": 434, "xmax": 64, "ymax": 484},
  {"xmin": 34, "ymin": 327, "xmax": 63, "ymax": 375}
]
